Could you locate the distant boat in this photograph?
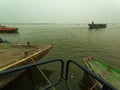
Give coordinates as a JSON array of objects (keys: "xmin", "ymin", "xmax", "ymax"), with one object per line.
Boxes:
[
  {"xmin": 83, "ymin": 57, "xmax": 120, "ymax": 90},
  {"xmin": 0, "ymin": 25, "xmax": 18, "ymax": 33},
  {"xmin": 113, "ymin": 23, "xmax": 116, "ymax": 25},
  {"xmin": 88, "ymin": 22, "xmax": 107, "ymax": 29}
]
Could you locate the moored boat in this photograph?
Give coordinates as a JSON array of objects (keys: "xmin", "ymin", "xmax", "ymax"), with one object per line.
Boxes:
[
  {"xmin": 0, "ymin": 41, "xmax": 53, "ymax": 89},
  {"xmin": 88, "ymin": 22, "xmax": 107, "ymax": 29},
  {"xmin": 83, "ymin": 57, "xmax": 120, "ymax": 90},
  {"xmin": 0, "ymin": 25, "xmax": 18, "ymax": 33}
]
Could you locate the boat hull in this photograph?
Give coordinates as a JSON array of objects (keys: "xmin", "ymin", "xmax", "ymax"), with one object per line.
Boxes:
[
  {"xmin": 0, "ymin": 25, "xmax": 18, "ymax": 33},
  {"xmin": 0, "ymin": 43, "xmax": 53, "ymax": 89},
  {"xmin": 83, "ymin": 57, "xmax": 120, "ymax": 90},
  {"xmin": 88, "ymin": 24, "xmax": 107, "ymax": 29},
  {"xmin": 0, "ymin": 28, "xmax": 18, "ymax": 33}
]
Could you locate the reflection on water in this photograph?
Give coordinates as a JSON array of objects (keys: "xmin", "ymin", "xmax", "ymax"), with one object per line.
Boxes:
[
  {"xmin": 31, "ymin": 67, "xmax": 54, "ymax": 90},
  {"xmin": 79, "ymin": 72, "xmax": 93, "ymax": 90}
]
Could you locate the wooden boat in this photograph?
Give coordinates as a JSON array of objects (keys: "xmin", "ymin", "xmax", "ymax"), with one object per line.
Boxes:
[
  {"xmin": 0, "ymin": 41, "xmax": 53, "ymax": 89},
  {"xmin": 83, "ymin": 57, "xmax": 120, "ymax": 90},
  {"xmin": 88, "ymin": 22, "xmax": 107, "ymax": 29},
  {"xmin": 0, "ymin": 25, "xmax": 18, "ymax": 33}
]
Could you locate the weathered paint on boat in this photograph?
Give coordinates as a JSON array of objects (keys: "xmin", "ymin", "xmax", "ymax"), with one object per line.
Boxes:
[
  {"xmin": 0, "ymin": 42, "xmax": 53, "ymax": 89},
  {"xmin": 0, "ymin": 25, "xmax": 18, "ymax": 33},
  {"xmin": 83, "ymin": 57, "xmax": 120, "ymax": 90}
]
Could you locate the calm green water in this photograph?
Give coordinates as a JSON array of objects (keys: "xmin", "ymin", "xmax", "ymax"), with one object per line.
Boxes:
[{"xmin": 1, "ymin": 23, "xmax": 120, "ymax": 90}]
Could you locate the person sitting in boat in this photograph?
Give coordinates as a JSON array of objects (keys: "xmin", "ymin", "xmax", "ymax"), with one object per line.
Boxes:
[{"xmin": 92, "ymin": 21, "xmax": 94, "ymax": 24}]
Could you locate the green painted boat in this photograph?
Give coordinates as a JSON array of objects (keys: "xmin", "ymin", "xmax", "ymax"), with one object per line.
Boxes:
[{"xmin": 83, "ymin": 57, "xmax": 120, "ymax": 90}]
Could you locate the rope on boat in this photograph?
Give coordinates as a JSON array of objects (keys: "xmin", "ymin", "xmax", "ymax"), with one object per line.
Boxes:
[
  {"xmin": 89, "ymin": 68, "xmax": 109, "ymax": 90},
  {"xmin": 30, "ymin": 58, "xmax": 56, "ymax": 90}
]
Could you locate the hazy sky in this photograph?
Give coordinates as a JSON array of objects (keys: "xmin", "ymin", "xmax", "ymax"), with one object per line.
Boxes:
[{"xmin": 0, "ymin": 0, "xmax": 120, "ymax": 23}]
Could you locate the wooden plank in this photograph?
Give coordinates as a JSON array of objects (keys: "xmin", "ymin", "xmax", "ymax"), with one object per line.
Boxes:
[
  {"xmin": 0, "ymin": 44, "xmax": 53, "ymax": 71},
  {"xmin": 83, "ymin": 58, "xmax": 120, "ymax": 89},
  {"xmin": 0, "ymin": 44, "xmax": 53, "ymax": 89}
]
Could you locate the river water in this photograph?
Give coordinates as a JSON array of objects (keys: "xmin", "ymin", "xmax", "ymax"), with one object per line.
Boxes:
[{"xmin": 1, "ymin": 23, "xmax": 120, "ymax": 90}]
